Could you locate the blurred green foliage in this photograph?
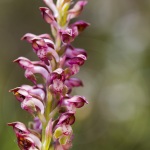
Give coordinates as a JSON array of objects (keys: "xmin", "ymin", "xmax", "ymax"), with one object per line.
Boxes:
[{"xmin": 1, "ymin": 0, "xmax": 150, "ymax": 149}]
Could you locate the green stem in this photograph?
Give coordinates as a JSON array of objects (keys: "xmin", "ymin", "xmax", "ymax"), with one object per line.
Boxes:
[{"xmin": 41, "ymin": 88, "xmax": 53, "ymax": 150}]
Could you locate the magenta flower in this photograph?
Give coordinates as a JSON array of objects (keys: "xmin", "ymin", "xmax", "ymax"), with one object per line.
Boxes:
[
  {"xmin": 8, "ymin": 0, "xmax": 89, "ymax": 149},
  {"xmin": 8, "ymin": 122, "xmax": 41, "ymax": 150}
]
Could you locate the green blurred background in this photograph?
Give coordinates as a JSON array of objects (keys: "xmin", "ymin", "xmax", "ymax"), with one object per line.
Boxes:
[{"xmin": 1, "ymin": 0, "xmax": 150, "ymax": 149}]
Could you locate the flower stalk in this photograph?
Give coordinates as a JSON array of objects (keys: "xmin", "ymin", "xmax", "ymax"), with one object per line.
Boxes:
[{"xmin": 8, "ymin": 0, "xmax": 89, "ymax": 150}]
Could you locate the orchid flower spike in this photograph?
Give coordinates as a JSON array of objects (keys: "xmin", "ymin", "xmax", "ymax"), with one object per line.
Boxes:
[{"xmin": 8, "ymin": 0, "xmax": 89, "ymax": 149}]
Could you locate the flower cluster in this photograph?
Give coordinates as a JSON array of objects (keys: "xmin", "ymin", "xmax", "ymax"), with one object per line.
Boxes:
[{"xmin": 8, "ymin": 0, "xmax": 89, "ymax": 150}]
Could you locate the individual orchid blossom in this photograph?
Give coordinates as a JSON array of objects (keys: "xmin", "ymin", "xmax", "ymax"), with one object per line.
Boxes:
[
  {"xmin": 8, "ymin": 122, "xmax": 41, "ymax": 150},
  {"xmin": 8, "ymin": 0, "xmax": 89, "ymax": 149}
]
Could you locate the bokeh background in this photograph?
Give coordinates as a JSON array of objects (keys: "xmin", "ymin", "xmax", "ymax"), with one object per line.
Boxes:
[{"xmin": 1, "ymin": 0, "xmax": 150, "ymax": 149}]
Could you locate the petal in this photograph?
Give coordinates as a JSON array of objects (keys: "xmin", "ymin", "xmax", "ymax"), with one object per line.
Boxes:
[
  {"xmin": 31, "ymin": 65, "xmax": 49, "ymax": 80},
  {"xmin": 40, "ymin": 7, "xmax": 54, "ymax": 24},
  {"xmin": 39, "ymin": 7, "xmax": 58, "ymax": 29},
  {"xmin": 46, "ymin": 47, "xmax": 60, "ymax": 63},
  {"xmin": 25, "ymin": 69, "xmax": 37, "ymax": 84},
  {"xmin": 67, "ymin": 54, "xmax": 87, "ymax": 66},
  {"xmin": 27, "ymin": 134, "xmax": 42, "ymax": 149},
  {"xmin": 31, "ymin": 38, "xmax": 47, "ymax": 51},
  {"xmin": 43, "ymin": 0, "xmax": 59, "ymax": 17},
  {"xmin": 14, "ymin": 57, "xmax": 34, "ymax": 69},
  {"xmin": 50, "ymin": 68, "xmax": 65, "ymax": 82},
  {"xmin": 70, "ymin": 20, "xmax": 90, "ymax": 33},
  {"xmin": 21, "ymin": 85, "xmax": 33, "ymax": 90},
  {"xmin": 8, "ymin": 122, "xmax": 29, "ymax": 135},
  {"xmin": 9, "ymin": 87, "xmax": 30, "ymax": 102},
  {"xmin": 38, "ymin": 33, "xmax": 52, "ymax": 40},
  {"xmin": 21, "ymin": 33, "xmax": 52, "ymax": 43},
  {"xmin": 66, "ymin": 95, "xmax": 88, "ymax": 108},
  {"xmin": 44, "ymin": 39, "xmax": 55, "ymax": 49},
  {"xmin": 62, "ymin": 124, "xmax": 72, "ymax": 136},
  {"xmin": 29, "ymin": 88, "xmax": 45, "ymax": 101},
  {"xmin": 65, "ymin": 45, "xmax": 87, "ymax": 58},
  {"xmin": 53, "ymin": 79, "xmax": 64, "ymax": 92},
  {"xmin": 21, "ymin": 33, "xmax": 37, "ymax": 43},
  {"xmin": 68, "ymin": 0, "xmax": 88, "ymax": 20},
  {"xmin": 54, "ymin": 127, "xmax": 63, "ymax": 139},
  {"xmin": 70, "ymin": 64, "xmax": 80, "ymax": 75},
  {"xmin": 59, "ymin": 135, "xmax": 68, "ymax": 145},
  {"xmin": 24, "ymin": 65, "xmax": 49, "ymax": 83},
  {"xmin": 21, "ymin": 97, "xmax": 45, "ymax": 114},
  {"xmin": 59, "ymin": 27, "xmax": 78, "ymax": 44},
  {"xmin": 57, "ymin": 111, "xmax": 75, "ymax": 125},
  {"xmin": 29, "ymin": 117, "xmax": 42, "ymax": 133},
  {"xmin": 65, "ymin": 78, "xmax": 83, "ymax": 87},
  {"xmin": 8, "ymin": 122, "xmax": 41, "ymax": 149}
]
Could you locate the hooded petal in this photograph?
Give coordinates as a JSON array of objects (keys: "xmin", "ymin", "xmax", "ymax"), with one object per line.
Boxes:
[
  {"xmin": 70, "ymin": 20, "xmax": 90, "ymax": 34},
  {"xmin": 25, "ymin": 69, "xmax": 37, "ymax": 84},
  {"xmin": 40, "ymin": 7, "xmax": 55, "ymax": 24},
  {"xmin": 21, "ymin": 33, "xmax": 52, "ymax": 43},
  {"xmin": 65, "ymin": 78, "xmax": 83, "ymax": 87},
  {"xmin": 8, "ymin": 122, "xmax": 29, "ymax": 135},
  {"xmin": 10, "ymin": 85, "xmax": 46, "ymax": 102},
  {"xmin": 21, "ymin": 97, "xmax": 45, "ymax": 114},
  {"xmin": 9, "ymin": 87, "xmax": 29, "ymax": 102},
  {"xmin": 14, "ymin": 57, "xmax": 34, "ymax": 69},
  {"xmin": 39, "ymin": 7, "xmax": 58, "ymax": 29},
  {"xmin": 29, "ymin": 88, "xmax": 45, "ymax": 101},
  {"xmin": 14, "ymin": 57, "xmax": 49, "ymax": 83},
  {"xmin": 68, "ymin": 1, "xmax": 87, "ymax": 20},
  {"xmin": 66, "ymin": 95, "xmax": 88, "ymax": 108},
  {"xmin": 65, "ymin": 45, "xmax": 87, "ymax": 59},
  {"xmin": 67, "ymin": 54, "xmax": 87, "ymax": 66},
  {"xmin": 43, "ymin": 0, "xmax": 59, "ymax": 17},
  {"xmin": 57, "ymin": 111, "xmax": 75, "ymax": 125}
]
